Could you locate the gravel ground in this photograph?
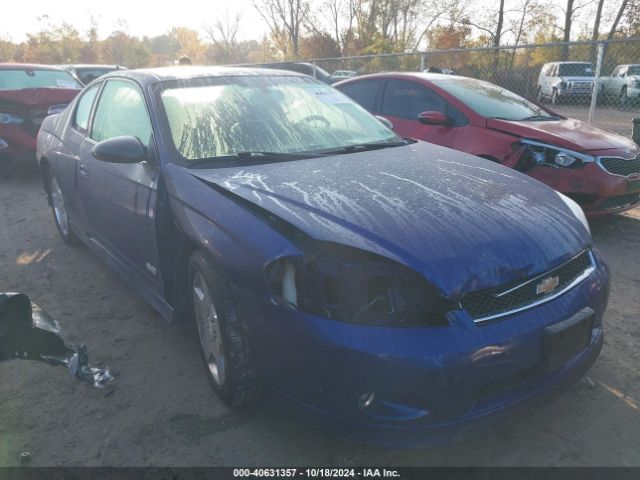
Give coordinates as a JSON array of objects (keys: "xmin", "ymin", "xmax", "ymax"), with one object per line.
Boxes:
[
  {"xmin": 0, "ymin": 159, "xmax": 638, "ymax": 467},
  {"xmin": 552, "ymin": 104, "xmax": 639, "ymax": 138}
]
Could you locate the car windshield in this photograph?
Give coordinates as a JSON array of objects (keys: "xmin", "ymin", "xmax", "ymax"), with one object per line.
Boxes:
[
  {"xmin": 430, "ymin": 77, "xmax": 557, "ymax": 121},
  {"xmin": 0, "ymin": 69, "xmax": 81, "ymax": 90},
  {"xmin": 160, "ymin": 75, "xmax": 401, "ymax": 162},
  {"xmin": 557, "ymin": 63, "xmax": 594, "ymax": 77},
  {"xmin": 627, "ymin": 66, "xmax": 640, "ymax": 76}
]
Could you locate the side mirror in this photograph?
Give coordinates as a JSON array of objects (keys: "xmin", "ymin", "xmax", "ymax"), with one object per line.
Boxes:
[
  {"xmin": 418, "ymin": 111, "xmax": 451, "ymax": 126},
  {"xmin": 375, "ymin": 115, "xmax": 394, "ymax": 130},
  {"xmin": 92, "ymin": 136, "xmax": 146, "ymax": 164}
]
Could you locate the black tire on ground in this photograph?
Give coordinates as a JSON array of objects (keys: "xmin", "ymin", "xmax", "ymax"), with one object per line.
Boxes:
[
  {"xmin": 48, "ymin": 169, "xmax": 79, "ymax": 245},
  {"xmin": 619, "ymin": 87, "xmax": 628, "ymax": 108},
  {"xmin": 188, "ymin": 250, "xmax": 259, "ymax": 406}
]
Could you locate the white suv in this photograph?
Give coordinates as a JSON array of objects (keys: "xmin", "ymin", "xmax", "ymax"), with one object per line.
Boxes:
[{"xmin": 537, "ymin": 62, "xmax": 595, "ymax": 104}]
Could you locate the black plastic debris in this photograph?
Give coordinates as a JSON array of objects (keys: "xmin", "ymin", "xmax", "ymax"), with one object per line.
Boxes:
[{"xmin": 0, "ymin": 292, "xmax": 113, "ymax": 388}]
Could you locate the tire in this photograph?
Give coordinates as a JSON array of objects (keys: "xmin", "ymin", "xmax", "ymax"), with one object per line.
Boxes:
[
  {"xmin": 188, "ymin": 250, "xmax": 259, "ymax": 406},
  {"xmin": 619, "ymin": 87, "xmax": 628, "ymax": 108},
  {"xmin": 48, "ymin": 170, "xmax": 78, "ymax": 245},
  {"xmin": 551, "ymin": 88, "xmax": 560, "ymax": 105}
]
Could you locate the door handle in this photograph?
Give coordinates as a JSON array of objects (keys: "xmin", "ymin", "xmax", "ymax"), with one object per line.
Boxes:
[{"xmin": 79, "ymin": 163, "xmax": 88, "ymax": 177}]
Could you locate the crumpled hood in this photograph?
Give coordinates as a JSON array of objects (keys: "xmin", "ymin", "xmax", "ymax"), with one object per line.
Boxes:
[
  {"xmin": 487, "ymin": 117, "xmax": 637, "ymax": 152},
  {"xmin": 189, "ymin": 142, "xmax": 590, "ymax": 296},
  {"xmin": 0, "ymin": 87, "xmax": 79, "ymax": 110}
]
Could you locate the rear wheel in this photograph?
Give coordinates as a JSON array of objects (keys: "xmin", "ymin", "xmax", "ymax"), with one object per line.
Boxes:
[
  {"xmin": 188, "ymin": 250, "xmax": 259, "ymax": 406},
  {"xmin": 48, "ymin": 171, "xmax": 78, "ymax": 245},
  {"xmin": 619, "ymin": 87, "xmax": 628, "ymax": 108}
]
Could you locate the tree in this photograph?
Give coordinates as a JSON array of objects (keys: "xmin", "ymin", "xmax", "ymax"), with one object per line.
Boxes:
[
  {"xmin": 253, "ymin": 0, "xmax": 311, "ymax": 58},
  {"xmin": 168, "ymin": 27, "xmax": 205, "ymax": 63},
  {"xmin": 0, "ymin": 35, "xmax": 17, "ymax": 62},
  {"xmin": 607, "ymin": 0, "xmax": 629, "ymax": 39},
  {"xmin": 299, "ymin": 32, "xmax": 341, "ymax": 58},
  {"xmin": 204, "ymin": 10, "xmax": 242, "ymax": 64}
]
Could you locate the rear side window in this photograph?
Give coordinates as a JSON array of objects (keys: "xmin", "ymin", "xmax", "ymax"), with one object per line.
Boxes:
[
  {"xmin": 337, "ymin": 80, "xmax": 382, "ymax": 111},
  {"xmin": 91, "ymin": 79, "xmax": 152, "ymax": 145},
  {"xmin": 73, "ymin": 83, "xmax": 100, "ymax": 133},
  {"xmin": 382, "ymin": 80, "xmax": 445, "ymax": 120}
]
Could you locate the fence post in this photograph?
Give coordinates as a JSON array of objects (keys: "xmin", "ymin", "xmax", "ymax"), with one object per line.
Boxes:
[
  {"xmin": 420, "ymin": 53, "xmax": 426, "ymax": 71},
  {"xmin": 588, "ymin": 42, "xmax": 605, "ymax": 124},
  {"xmin": 313, "ymin": 61, "xmax": 317, "ymax": 79}
]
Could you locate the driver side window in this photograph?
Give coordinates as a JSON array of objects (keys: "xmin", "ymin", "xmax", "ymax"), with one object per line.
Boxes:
[
  {"xmin": 91, "ymin": 80, "xmax": 152, "ymax": 146},
  {"xmin": 382, "ymin": 80, "xmax": 445, "ymax": 121}
]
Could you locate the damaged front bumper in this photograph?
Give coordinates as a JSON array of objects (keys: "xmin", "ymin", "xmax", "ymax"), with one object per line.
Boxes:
[{"xmin": 236, "ymin": 249, "xmax": 610, "ymax": 448}]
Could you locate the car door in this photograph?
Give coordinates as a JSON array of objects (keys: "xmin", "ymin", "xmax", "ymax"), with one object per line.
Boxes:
[
  {"xmin": 79, "ymin": 78, "xmax": 164, "ymax": 294},
  {"xmin": 55, "ymin": 82, "xmax": 101, "ymax": 230},
  {"xmin": 379, "ymin": 79, "xmax": 467, "ymax": 148},
  {"xmin": 545, "ymin": 64, "xmax": 556, "ymax": 95}
]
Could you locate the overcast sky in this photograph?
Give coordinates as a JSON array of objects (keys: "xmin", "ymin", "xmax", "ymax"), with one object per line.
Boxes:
[{"xmin": 3, "ymin": 0, "xmax": 267, "ymax": 42}]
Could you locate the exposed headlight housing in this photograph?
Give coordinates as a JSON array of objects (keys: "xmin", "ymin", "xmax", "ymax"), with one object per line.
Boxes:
[
  {"xmin": 516, "ymin": 139, "xmax": 595, "ymax": 171},
  {"xmin": 0, "ymin": 113, "xmax": 24, "ymax": 125},
  {"xmin": 557, "ymin": 191, "xmax": 590, "ymax": 235},
  {"xmin": 265, "ymin": 243, "xmax": 450, "ymax": 327}
]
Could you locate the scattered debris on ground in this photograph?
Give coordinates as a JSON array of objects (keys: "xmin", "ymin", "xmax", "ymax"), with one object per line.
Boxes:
[{"xmin": 0, "ymin": 292, "xmax": 113, "ymax": 388}]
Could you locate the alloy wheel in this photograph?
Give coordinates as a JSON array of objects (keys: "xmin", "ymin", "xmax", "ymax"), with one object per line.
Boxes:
[
  {"xmin": 192, "ymin": 271, "xmax": 226, "ymax": 385},
  {"xmin": 51, "ymin": 177, "xmax": 69, "ymax": 236}
]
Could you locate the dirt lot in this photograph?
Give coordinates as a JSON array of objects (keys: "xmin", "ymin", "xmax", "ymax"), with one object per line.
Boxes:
[{"xmin": 0, "ymin": 159, "xmax": 639, "ymax": 467}]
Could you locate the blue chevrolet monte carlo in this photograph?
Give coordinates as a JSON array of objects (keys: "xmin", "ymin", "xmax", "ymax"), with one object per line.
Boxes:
[{"xmin": 36, "ymin": 67, "xmax": 609, "ymax": 447}]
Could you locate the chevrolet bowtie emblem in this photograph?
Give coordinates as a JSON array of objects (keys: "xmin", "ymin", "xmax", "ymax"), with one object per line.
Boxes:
[{"xmin": 536, "ymin": 275, "xmax": 560, "ymax": 295}]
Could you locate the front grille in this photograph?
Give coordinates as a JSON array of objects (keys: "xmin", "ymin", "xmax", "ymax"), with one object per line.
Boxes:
[
  {"xmin": 599, "ymin": 192, "xmax": 640, "ymax": 210},
  {"xmin": 460, "ymin": 250, "xmax": 593, "ymax": 322},
  {"xmin": 568, "ymin": 82, "xmax": 592, "ymax": 90},
  {"xmin": 599, "ymin": 155, "xmax": 640, "ymax": 176}
]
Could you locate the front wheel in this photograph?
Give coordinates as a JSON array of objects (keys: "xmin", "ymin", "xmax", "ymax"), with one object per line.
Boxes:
[
  {"xmin": 188, "ymin": 250, "xmax": 259, "ymax": 406},
  {"xmin": 48, "ymin": 171, "xmax": 78, "ymax": 245}
]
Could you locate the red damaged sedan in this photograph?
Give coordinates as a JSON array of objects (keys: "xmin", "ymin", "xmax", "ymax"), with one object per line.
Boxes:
[
  {"xmin": 336, "ymin": 73, "xmax": 640, "ymax": 215},
  {"xmin": 0, "ymin": 64, "xmax": 81, "ymax": 161}
]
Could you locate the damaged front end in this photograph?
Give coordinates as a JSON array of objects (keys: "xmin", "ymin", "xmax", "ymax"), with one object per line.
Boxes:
[
  {"xmin": 0, "ymin": 292, "xmax": 112, "ymax": 388},
  {"xmin": 265, "ymin": 242, "xmax": 452, "ymax": 327},
  {"xmin": 503, "ymin": 139, "xmax": 595, "ymax": 172}
]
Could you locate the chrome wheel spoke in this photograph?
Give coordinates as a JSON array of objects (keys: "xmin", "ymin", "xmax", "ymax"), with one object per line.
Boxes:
[
  {"xmin": 192, "ymin": 271, "xmax": 225, "ymax": 385},
  {"xmin": 51, "ymin": 177, "xmax": 69, "ymax": 235}
]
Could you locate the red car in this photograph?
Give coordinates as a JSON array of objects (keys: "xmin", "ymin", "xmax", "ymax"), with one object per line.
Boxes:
[
  {"xmin": 335, "ymin": 72, "xmax": 640, "ymax": 215},
  {"xmin": 0, "ymin": 64, "xmax": 82, "ymax": 161}
]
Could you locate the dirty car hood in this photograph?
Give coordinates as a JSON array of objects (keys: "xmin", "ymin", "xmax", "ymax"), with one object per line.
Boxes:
[
  {"xmin": 189, "ymin": 142, "xmax": 590, "ymax": 296},
  {"xmin": 487, "ymin": 117, "xmax": 636, "ymax": 152}
]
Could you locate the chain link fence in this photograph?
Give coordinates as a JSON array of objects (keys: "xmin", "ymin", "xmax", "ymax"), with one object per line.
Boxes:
[{"xmin": 244, "ymin": 38, "xmax": 640, "ymax": 140}]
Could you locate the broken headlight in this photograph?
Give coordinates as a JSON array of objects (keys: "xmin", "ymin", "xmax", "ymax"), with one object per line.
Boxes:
[
  {"xmin": 265, "ymin": 243, "xmax": 450, "ymax": 327},
  {"xmin": 517, "ymin": 140, "xmax": 595, "ymax": 170}
]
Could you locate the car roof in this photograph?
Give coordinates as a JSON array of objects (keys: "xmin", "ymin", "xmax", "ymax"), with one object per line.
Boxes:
[
  {"xmin": 98, "ymin": 66, "xmax": 309, "ymax": 86},
  {"xmin": 63, "ymin": 64, "xmax": 123, "ymax": 70},
  {"xmin": 335, "ymin": 71, "xmax": 470, "ymax": 84},
  {"xmin": 0, "ymin": 63, "xmax": 68, "ymax": 71}
]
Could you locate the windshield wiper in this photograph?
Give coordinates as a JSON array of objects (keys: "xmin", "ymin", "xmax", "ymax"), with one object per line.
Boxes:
[
  {"xmin": 186, "ymin": 151, "xmax": 321, "ymax": 168},
  {"xmin": 519, "ymin": 115, "xmax": 562, "ymax": 121},
  {"xmin": 320, "ymin": 140, "xmax": 409, "ymax": 156}
]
